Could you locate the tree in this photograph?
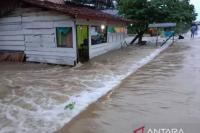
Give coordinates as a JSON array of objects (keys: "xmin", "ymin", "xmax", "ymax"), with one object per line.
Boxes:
[{"xmin": 118, "ymin": 0, "xmax": 197, "ymax": 44}]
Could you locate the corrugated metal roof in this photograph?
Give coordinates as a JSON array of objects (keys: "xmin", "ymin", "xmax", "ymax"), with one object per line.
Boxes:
[{"xmin": 149, "ymin": 23, "xmax": 177, "ymax": 28}]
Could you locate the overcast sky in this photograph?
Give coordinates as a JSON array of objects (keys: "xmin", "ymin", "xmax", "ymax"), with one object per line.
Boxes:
[{"xmin": 190, "ymin": 0, "xmax": 200, "ymax": 20}]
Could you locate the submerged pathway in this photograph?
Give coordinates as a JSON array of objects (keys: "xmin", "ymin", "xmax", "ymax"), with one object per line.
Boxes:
[
  {"xmin": 0, "ymin": 37, "xmax": 172, "ymax": 133},
  {"xmin": 57, "ymin": 36, "xmax": 200, "ymax": 133}
]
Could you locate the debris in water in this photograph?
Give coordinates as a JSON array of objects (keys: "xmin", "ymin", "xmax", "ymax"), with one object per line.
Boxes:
[{"xmin": 65, "ymin": 102, "xmax": 76, "ymax": 110}]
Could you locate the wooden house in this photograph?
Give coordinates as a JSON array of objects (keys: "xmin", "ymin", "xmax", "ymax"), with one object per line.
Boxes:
[{"xmin": 0, "ymin": 0, "xmax": 130, "ymax": 65}]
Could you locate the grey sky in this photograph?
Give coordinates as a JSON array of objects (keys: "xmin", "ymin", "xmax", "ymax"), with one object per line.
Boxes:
[{"xmin": 190, "ymin": 0, "xmax": 200, "ymax": 20}]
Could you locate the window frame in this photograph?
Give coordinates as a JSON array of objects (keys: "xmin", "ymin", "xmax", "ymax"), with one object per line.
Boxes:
[
  {"xmin": 55, "ymin": 27, "xmax": 73, "ymax": 48},
  {"xmin": 91, "ymin": 25, "xmax": 108, "ymax": 45}
]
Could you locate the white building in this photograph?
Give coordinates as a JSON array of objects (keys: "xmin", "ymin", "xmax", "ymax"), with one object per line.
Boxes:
[{"xmin": 0, "ymin": 0, "xmax": 129, "ymax": 65}]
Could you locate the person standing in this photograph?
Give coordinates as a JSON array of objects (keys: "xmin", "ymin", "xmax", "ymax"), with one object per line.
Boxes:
[
  {"xmin": 195, "ymin": 24, "xmax": 198, "ymax": 35},
  {"xmin": 191, "ymin": 25, "xmax": 196, "ymax": 38}
]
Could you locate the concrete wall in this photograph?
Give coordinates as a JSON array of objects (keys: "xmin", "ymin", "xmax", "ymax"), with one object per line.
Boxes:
[{"xmin": 89, "ymin": 31, "xmax": 126, "ymax": 59}]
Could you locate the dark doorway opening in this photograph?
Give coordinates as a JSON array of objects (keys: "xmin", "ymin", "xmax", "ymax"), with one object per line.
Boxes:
[{"xmin": 76, "ymin": 25, "xmax": 89, "ymax": 62}]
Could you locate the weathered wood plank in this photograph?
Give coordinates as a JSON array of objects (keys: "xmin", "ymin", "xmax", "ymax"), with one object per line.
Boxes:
[
  {"xmin": 23, "ymin": 29, "xmax": 55, "ymax": 35},
  {"xmin": 25, "ymin": 35, "xmax": 41, "ymax": 43},
  {"xmin": 0, "ymin": 41, "xmax": 24, "ymax": 46},
  {"xmin": 108, "ymin": 34, "xmax": 113, "ymax": 43},
  {"xmin": 0, "ymin": 16, "xmax": 22, "ymax": 24},
  {"xmin": 0, "ymin": 24, "xmax": 22, "ymax": 31},
  {"xmin": 25, "ymin": 35, "xmax": 55, "ymax": 43},
  {"xmin": 42, "ymin": 35, "xmax": 55, "ymax": 43},
  {"xmin": 0, "ymin": 29, "xmax": 55, "ymax": 35},
  {"xmin": 25, "ymin": 50, "xmax": 76, "ymax": 58},
  {"xmin": 0, "ymin": 30, "xmax": 23, "ymax": 36},
  {"xmin": 113, "ymin": 34, "xmax": 117, "ymax": 42},
  {"xmin": 26, "ymin": 56, "xmax": 75, "ymax": 65},
  {"xmin": 53, "ymin": 21, "xmax": 74, "ymax": 27},
  {"xmin": 22, "ymin": 22, "xmax": 54, "ymax": 29},
  {"xmin": 26, "ymin": 54, "xmax": 75, "ymax": 60},
  {"xmin": 0, "ymin": 45, "xmax": 25, "ymax": 51},
  {"xmin": 25, "ymin": 43, "xmax": 56, "ymax": 48},
  {"xmin": 25, "ymin": 47, "xmax": 75, "ymax": 53},
  {"xmin": 0, "ymin": 36, "xmax": 24, "ymax": 41}
]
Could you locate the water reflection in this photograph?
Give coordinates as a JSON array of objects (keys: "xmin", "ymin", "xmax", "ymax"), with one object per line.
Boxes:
[
  {"xmin": 0, "ymin": 44, "xmax": 161, "ymax": 133},
  {"xmin": 57, "ymin": 39, "xmax": 200, "ymax": 133}
]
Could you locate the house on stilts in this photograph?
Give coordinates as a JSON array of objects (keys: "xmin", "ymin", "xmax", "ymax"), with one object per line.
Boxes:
[{"xmin": 0, "ymin": 0, "xmax": 131, "ymax": 65}]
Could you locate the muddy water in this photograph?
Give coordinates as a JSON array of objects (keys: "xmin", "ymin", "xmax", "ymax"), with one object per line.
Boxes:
[
  {"xmin": 0, "ymin": 38, "xmax": 167, "ymax": 133},
  {"xmin": 57, "ymin": 38, "xmax": 200, "ymax": 133}
]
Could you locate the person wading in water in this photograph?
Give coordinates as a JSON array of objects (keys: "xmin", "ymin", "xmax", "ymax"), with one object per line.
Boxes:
[{"xmin": 191, "ymin": 24, "xmax": 197, "ymax": 38}]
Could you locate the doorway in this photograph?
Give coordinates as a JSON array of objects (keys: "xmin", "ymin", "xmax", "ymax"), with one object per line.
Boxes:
[{"xmin": 76, "ymin": 25, "xmax": 89, "ymax": 62}]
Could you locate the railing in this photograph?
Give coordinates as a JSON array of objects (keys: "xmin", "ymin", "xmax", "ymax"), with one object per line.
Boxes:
[
  {"xmin": 161, "ymin": 33, "xmax": 175, "ymax": 46},
  {"xmin": 121, "ymin": 40, "xmax": 129, "ymax": 48}
]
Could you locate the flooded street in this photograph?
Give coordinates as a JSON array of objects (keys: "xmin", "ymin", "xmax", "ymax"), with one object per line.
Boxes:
[
  {"xmin": 0, "ymin": 37, "xmax": 172, "ymax": 133},
  {"xmin": 58, "ymin": 37, "xmax": 200, "ymax": 133},
  {"xmin": 0, "ymin": 0, "xmax": 198, "ymax": 132}
]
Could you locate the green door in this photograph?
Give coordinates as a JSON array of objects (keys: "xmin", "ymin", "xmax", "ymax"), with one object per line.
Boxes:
[{"xmin": 76, "ymin": 25, "xmax": 89, "ymax": 62}]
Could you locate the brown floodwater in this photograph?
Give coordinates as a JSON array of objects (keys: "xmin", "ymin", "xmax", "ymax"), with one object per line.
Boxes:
[
  {"xmin": 1, "ymin": 37, "xmax": 168, "ymax": 133},
  {"xmin": 57, "ymin": 37, "xmax": 200, "ymax": 133}
]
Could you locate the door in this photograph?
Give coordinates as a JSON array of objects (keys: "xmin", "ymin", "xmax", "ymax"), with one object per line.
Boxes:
[{"xmin": 76, "ymin": 25, "xmax": 89, "ymax": 62}]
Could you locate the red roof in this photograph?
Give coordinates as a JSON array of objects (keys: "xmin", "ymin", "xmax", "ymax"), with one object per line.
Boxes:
[{"xmin": 22, "ymin": 0, "xmax": 132, "ymax": 24}]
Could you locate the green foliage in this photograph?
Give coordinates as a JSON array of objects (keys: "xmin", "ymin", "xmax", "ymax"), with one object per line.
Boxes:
[
  {"xmin": 64, "ymin": 102, "xmax": 76, "ymax": 110},
  {"xmin": 118, "ymin": 0, "xmax": 197, "ymax": 34},
  {"xmin": 175, "ymin": 22, "xmax": 191, "ymax": 34}
]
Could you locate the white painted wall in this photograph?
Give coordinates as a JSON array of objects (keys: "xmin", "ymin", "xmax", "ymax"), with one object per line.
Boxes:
[
  {"xmin": 0, "ymin": 16, "xmax": 25, "ymax": 51},
  {"xmin": 0, "ymin": 8, "xmax": 77, "ymax": 65},
  {"xmin": 75, "ymin": 19, "xmax": 127, "ymax": 59},
  {"xmin": 89, "ymin": 27, "xmax": 127, "ymax": 59},
  {"xmin": 0, "ymin": 8, "xmax": 127, "ymax": 65}
]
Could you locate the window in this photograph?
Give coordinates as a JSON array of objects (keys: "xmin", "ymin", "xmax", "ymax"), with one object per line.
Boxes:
[
  {"xmin": 115, "ymin": 27, "xmax": 125, "ymax": 33},
  {"xmin": 91, "ymin": 26, "xmax": 107, "ymax": 45},
  {"xmin": 56, "ymin": 27, "xmax": 73, "ymax": 48}
]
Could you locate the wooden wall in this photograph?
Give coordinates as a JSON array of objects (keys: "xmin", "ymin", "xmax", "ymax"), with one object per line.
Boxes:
[
  {"xmin": 0, "ymin": 8, "xmax": 127, "ymax": 65},
  {"xmin": 0, "ymin": 15, "xmax": 25, "ymax": 51},
  {"xmin": 0, "ymin": 8, "xmax": 77, "ymax": 65}
]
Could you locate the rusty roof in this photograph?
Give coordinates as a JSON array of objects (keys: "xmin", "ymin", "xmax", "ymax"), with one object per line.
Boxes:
[{"xmin": 21, "ymin": 0, "xmax": 132, "ymax": 24}]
